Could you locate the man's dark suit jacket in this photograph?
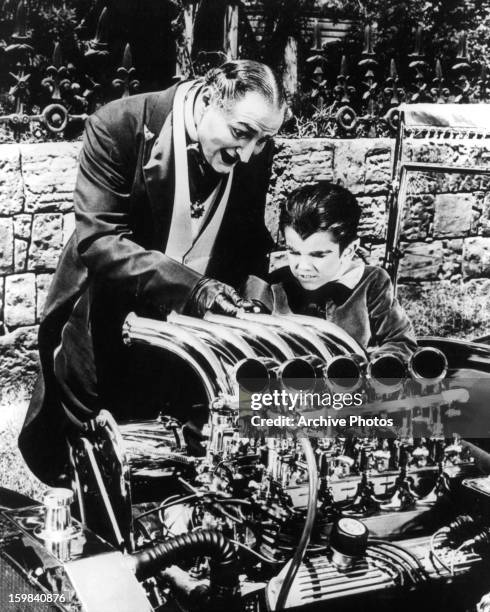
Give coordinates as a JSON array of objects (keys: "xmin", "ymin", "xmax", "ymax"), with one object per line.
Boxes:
[{"xmin": 18, "ymin": 83, "xmax": 274, "ymax": 484}]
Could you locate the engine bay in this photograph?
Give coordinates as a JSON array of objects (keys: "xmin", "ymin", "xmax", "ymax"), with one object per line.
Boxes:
[{"xmin": 2, "ymin": 312, "xmax": 490, "ymax": 611}]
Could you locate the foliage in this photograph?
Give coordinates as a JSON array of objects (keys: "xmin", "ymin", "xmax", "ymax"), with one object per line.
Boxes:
[
  {"xmin": 319, "ymin": 0, "xmax": 490, "ymax": 83},
  {"xmin": 399, "ymin": 281, "xmax": 490, "ymax": 340},
  {"xmin": 237, "ymin": 0, "xmax": 316, "ymax": 75}
]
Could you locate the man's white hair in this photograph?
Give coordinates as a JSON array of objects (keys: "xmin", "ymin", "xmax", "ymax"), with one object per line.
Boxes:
[{"xmin": 204, "ymin": 59, "xmax": 286, "ymax": 110}]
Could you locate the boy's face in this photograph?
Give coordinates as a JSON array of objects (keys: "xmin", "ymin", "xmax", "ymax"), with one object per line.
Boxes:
[{"xmin": 284, "ymin": 227, "xmax": 352, "ymax": 290}]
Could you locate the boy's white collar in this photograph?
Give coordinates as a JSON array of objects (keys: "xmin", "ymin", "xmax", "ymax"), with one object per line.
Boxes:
[{"xmin": 331, "ymin": 259, "xmax": 365, "ymax": 289}]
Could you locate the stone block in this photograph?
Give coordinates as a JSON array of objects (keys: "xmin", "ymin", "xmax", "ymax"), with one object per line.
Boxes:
[
  {"xmin": 332, "ymin": 140, "xmax": 366, "ymax": 194},
  {"xmin": 289, "ymin": 144, "xmax": 334, "ymax": 182},
  {"xmin": 291, "ymin": 162, "xmax": 329, "ymax": 182},
  {"xmin": 406, "ymin": 140, "xmax": 490, "ymax": 168},
  {"xmin": 434, "ymin": 172, "xmax": 487, "ymax": 194},
  {"xmin": 0, "ymin": 217, "xmax": 14, "ymax": 274},
  {"xmin": 404, "ymin": 172, "xmax": 438, "ymax": 195},
  {"xmin": 36, "ymin": 273, "xmax": 53, "ymax": 321},
  {"xmin": 398, "ymin": 241, "xmax": 443, "ymax": 282},
  {"xmin": 433, "ymin": 193, "xmax": 473, "ymax": 237},
  {"xmin": 13, "ymin": 214, "xmax": 32, "ymax": 239},
  {"xmin": 474, "ymin": 192, "xmax": 490, "ymax": 236},
  {"xmin": 0, "ymin": 326, "xmax": 40, "ymax": 400},
  {"xmin": 4, "ymin": 273, "xmax": 36, "ymax": 327},
  {"xmin": 14, "ymin": 239, "xmax": 28, "ymax": 272},
  {"xmin": 272, "ymin": 139, "xmax": 334, "ymax": 183},
  {"xmin": 286, "ymin": 138, "xmax": 334, "ymax": 156},
  {"xmin": 21, "ymin": 142, "xmax": 80, "ymax": 213},
  {"xmin": 401, "ymin": 195, "xmax": 434, "ymax": 241},
  {"xmin": 365, "ymin": 144, "xmax": 393, "ymax": 188},
  {"xmin": 0, "ymin": 145, "xmax": 24, "ymax": 215},
  {"xmin": 462, "ymin": 237, "xmax": 490, "ymax": 278},
  {"xmin": 63, "ymin": 212, "xmax": 75, "ymax": 246},
  {"xmin": 441, "ymin": 239, "xmax": 463, "ymax": 280},
  {"xmin": 357, "ymin": 195, "xmax": 388, "ymax": 241},
  {"xmin": 28, "ymin": 213, "xmax": 63, "ymax": 271}
]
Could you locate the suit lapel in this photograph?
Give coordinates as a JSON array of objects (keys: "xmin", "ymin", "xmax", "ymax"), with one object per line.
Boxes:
[
  {"xmin": 142, "ymin": 111, "xmax": 174, "ymax": 251},
  {"xmin": 141, "ymin": 84, "xmax": 179, "ymax": 251}
]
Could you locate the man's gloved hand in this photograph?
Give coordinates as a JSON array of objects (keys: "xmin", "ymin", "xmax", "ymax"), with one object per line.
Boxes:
[{"xmin": 186, "ymin": 277, "xmax": 254, "ymax": 317}]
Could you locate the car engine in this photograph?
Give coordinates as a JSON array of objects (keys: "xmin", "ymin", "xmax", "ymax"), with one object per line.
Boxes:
[{"xmin": 2, "ymin": 311, "xmax": 490, "ymax": 612}]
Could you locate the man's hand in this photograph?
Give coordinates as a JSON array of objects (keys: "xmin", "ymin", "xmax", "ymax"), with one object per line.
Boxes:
[{"xmin": 186, "ymin": 277, "xmax": 256, "ymax": 317}]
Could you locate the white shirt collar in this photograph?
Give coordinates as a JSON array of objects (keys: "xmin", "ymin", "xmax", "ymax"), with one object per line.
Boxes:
[
  {"xmin": 183, "ymin": 80, "xmax": 202, "ymax": 143},
  {"xmin": 332, "ymin": 259, "xmax": 365, "ymax": 289}
]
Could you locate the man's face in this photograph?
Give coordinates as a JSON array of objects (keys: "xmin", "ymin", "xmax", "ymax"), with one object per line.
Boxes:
[
  {"xmin": 196, "ymin": 90, "xmax": 284, "ymax": 173},
  {"xmin": 285, "ymin": 227, "xmax": 351, "ymax": 291}
]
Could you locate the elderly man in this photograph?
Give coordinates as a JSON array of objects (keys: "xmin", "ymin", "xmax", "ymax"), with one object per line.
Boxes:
[{"xmin": 19, "ymin": 60, "xmax": 286, "ymax": 484}]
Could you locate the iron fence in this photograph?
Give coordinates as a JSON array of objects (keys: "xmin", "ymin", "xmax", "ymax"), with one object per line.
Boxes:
[{"xmin": 0, "ymin": 0, "xmax": 488, "ymax": 142}]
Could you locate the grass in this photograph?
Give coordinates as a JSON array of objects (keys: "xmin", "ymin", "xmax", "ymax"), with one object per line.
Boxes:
[
  {"xmin": 0, "ymin": 399, "xmax": 48, "ymax": 501},
  {"xmin": 399, "ymin": 281, "xmax": 490, "ymax": 340}
]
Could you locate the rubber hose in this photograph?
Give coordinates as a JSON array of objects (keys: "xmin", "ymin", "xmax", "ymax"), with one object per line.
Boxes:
[{"xmin": 131, "ymin": 529, "xmax": 238, "ymax": 588}]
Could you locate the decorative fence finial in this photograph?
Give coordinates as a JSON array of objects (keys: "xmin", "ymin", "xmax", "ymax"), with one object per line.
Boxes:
[
  {"xmin": 4, "ymin": 0, "xmax": 33, "ymax": 133},
  {"xmin": 333, "ymin": 56, "xmax": 357, "ymax": 135},
  {"xmin": 86, "ymin": 6, "xmax": 109, "ymax": 58},
  {"xmin": 12, "ymin": 0, "xmax": 28, "ymax": 40},
  {"xmin": 358, "ymin": 24, "xmax": 379, "ymax": 136},
  {"xmin": 431, "ymin": 59, "xmax": 449, "ymax": 103},
  {"xmin": 112, "ymin": 43, "xmax": 140, "ymax": 98},
  {"xmin": 382, "ymin": 58, "xmax": 404, "ymax": 133}
]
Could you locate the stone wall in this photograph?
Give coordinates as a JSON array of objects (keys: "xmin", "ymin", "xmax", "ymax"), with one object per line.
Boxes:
[
  {"xmin": 0, "ymin": 143, "xmax": 79, "ymax": 400},
  {"xmin": 1, "ymin": 137, "xmax": 490, "ymax": 400}
]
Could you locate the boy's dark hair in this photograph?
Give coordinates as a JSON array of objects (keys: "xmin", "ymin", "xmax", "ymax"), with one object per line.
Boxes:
[{"xmin": 280, "ymin": 182, "xmax": 361, "ymax": 251}]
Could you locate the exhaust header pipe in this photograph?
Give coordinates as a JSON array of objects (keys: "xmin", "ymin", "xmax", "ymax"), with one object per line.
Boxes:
[
  {"xmin": 232, "ymin": 358, "xmax": 270, "ymax": 393},
  {"xmin": 325, "ymin": 354, "xmax": 366, "ymax": 392},
  {"xmin": 408, "ymin": 347, "xmax": 448, "ymax": 384},
  {"xmin": 367, "ymin": 353, "xmax": 406, "ymax": 393}
]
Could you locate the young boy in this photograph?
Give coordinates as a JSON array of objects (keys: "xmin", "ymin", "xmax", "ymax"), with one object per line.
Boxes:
[{"xmin": 266, "ymin": 182, "xmax": 416, "ymax": 359}]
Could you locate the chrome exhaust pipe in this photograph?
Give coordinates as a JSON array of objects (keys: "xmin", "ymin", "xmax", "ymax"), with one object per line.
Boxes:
[
  {"xmin": 408, "ymin": 347, "xmax": 448, "ymax": 384},
  {"xmin": 237, "ymin": 312, "xmax": 334, "ymax": 361},
  {"xmin": 205, "ymin": 313, "xmax": 295, "ymax": 361},
  {"xmin": 325, "ymin": 354, "xmax": 366, "ymax": 392},
  {"xmin": 261, "ymin": 357, "xmax": 317, "ymax": 391},
  {"xmin": 167, "ymin": 313, "xmax": 256, "ymax": 359},
  {"xmin": 278, "ymin": 357, "xmax": 316, "ymax": 381},
  {"xmin": 167, "ymin": 313, "xmax": 271, "ymax": 393},
  {"xmin": 301, "ymin": 354, "xmax": 328, "ymax": 378},
  {"xmin": 279, "ymin": 357, "xmax": 317, "ymax": 392},
  {"xmin": 231, "ymin": 358, "xmax": 271, "ymax": 393},
  {"xmin": 283, "ymin": 314, "xmax": 366, "ymax": 358},
  {"xmin": 123, "ymin": 313, "xmax": 232, "ymax": 398},
  {"xmin": 367, "ymin": 353, "xmax": 406, "ymax": 393}
]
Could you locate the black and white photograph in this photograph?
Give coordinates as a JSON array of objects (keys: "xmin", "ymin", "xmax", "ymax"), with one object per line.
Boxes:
[{"xmin": 1, "ymin": 1, "xmax": 490, "ymax": 611}]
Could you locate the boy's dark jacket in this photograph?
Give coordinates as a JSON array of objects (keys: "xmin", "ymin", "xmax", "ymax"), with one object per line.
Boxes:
[
  {"xmin": 266, "ymin": 265, "xmax": 417, "ymax": 359},
  {"xmin": 18, "ymin": 83, "xmax": 274, "ymax": 484}
]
